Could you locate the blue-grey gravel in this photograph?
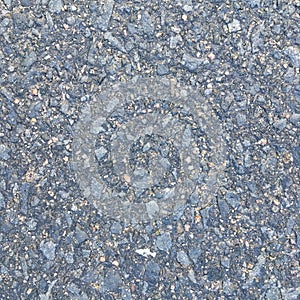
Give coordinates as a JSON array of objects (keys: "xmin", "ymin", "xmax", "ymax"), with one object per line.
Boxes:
[{"xmin": 0, "ymin": 0, "xmax": 299, "ymax": 299}]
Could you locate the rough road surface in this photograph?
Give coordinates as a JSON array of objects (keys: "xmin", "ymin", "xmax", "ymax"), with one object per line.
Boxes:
[{"xmin": 0, "ymin": 0, "xmax": 299, "ymax": 299}]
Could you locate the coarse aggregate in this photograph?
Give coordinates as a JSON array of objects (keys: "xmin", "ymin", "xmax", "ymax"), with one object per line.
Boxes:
[{"xmin": 0, "ymin": 0, "xmax": 299, "ymax": 299}]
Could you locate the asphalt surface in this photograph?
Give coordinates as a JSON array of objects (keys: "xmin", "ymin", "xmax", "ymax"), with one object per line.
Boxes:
[{"xmin": 0, "ymin": 0, "xmax": 299, "ymax": 299}]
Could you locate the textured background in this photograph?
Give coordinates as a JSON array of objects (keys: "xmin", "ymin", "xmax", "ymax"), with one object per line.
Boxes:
[{"xmin": 0, "ymin": 0, "xmax": 299, "ymax": 299}]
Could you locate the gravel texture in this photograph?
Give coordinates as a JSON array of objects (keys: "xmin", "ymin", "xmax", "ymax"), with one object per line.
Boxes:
[{"xmin": 0, "ymin": 0, "xmax": 299, "ymax": 299}]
